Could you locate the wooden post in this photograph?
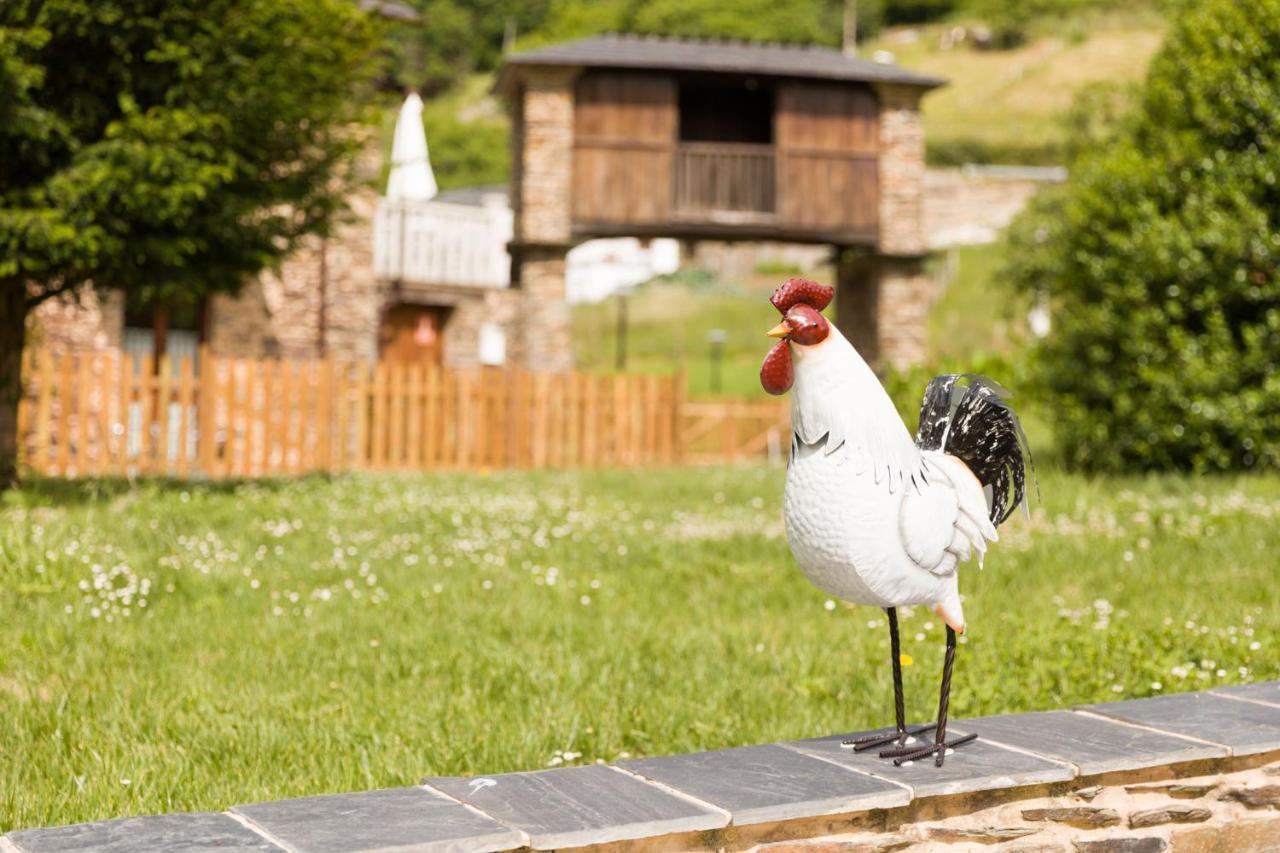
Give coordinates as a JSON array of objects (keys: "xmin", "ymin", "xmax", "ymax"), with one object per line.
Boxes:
[
  {"xmin": 240, "ymin": 358, "xmax": 257, "ymax": 477},
  {"xmin": 32, "ymin": 350, "xmax": 53, "ymax": 474},
  {"xmin": 370, "ymin": 362, "xmax": 386, "ymax": 468},
  {"xmin": 353, "ymin": 362, "xmax": 370, "ymax": 470},
  {"xmin": 54, "ymin": 353, "xmax": 73, "ymax": 475},
  {"xmin": 177, "ymin": 357, "xmax": 194, "ymax": 477},
  {"xmin": 195, "ymin": 347, "xmax": 214, "ymax": 476},
  {"xmin": 95, "ymin": 354, "xmax": 112, "ymax": 476},
  {"xmin": 155, "ymin": 356, "xmax": 172, "ymax": 475},
  {"xmin": 421, "ymin": 365, "xmax": 438, "ymax": 469},
  {"xmin": 672, "ymin": 369, "xmax": 686, "ymax": 465},
  {"xmin": 724, "ymin": 399, "xmax": 740, "ymax": 461},
  {"xmin": 74, "ymin": 353, "xmax": 91, "ymax": 477},
  {"xmin": 116, "ymin": 353, "xmax": 133, "ymax": 476},
  {"xmin": 330, "ymin": 360, "xmax": 347, "ymax": 471},
  {"xmin": 15, "ymin": 349, "xmax": 31, "ymax": 474},
  {"xmin": 136, "ymin": 355, "xmax": 154, "ymax": 474}
]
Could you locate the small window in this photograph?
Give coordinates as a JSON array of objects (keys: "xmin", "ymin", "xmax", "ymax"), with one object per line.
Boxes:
[{"xmin": 678, "ymin": 80, "xmax": 774, "ymax": 144}]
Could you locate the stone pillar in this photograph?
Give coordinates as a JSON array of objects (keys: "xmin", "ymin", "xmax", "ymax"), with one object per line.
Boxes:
[
  {"xmin": 875, "ymin": 84, "xmax": 927, "ymax": 258},
  {"xmin": 836, "ymin": 251, "xmax": 932, "ymax": 373},
  {"xmin": 510, "ymin": 67, "xmax": 577, "ymax": 372},
  {"xmin": 515, "ymin": 249, "xmax": 572, "ymax": 370},
  {"xmin": 835, "ymin": 83, "xmax": 933, "ymax": 373}
]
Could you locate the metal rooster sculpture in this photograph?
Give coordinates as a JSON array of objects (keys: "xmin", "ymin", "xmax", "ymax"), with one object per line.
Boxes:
[{"xmin": 761, "ymin": 278, "xmax": 1033, "ymax": 768}]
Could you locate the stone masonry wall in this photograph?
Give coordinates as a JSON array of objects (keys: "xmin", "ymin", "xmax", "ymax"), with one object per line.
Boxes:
[
  {"xmin": 511, "ymin": 66, "xmax": 577, "ymax": 372},
  {"xmin": 835, "ymin": 252, "xmax": 931, "ymax": 372},
  {"xmin": 516, "ymin": 68, "xmax": 576, "ymax": 246},
  {"xmin": 32, "ymin": 288, "xmax": 124, "ymax": 352},
  {"xmin": 874, "ymin": 83, "xmax": 927, "ymax": 258},
  {"xmin": 756, "ymin": 760, "xmax": 1280, "ymax": 853},
  {"xmin": 25, "ymin": 188, "xmax": 539, "ymax": 369}
]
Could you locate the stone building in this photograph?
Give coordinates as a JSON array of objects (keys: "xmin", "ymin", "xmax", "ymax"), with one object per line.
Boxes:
[
  {"xmin": 33, "ymin": 180, "xmax": 527, "ymax": 370},
  {"xmin": 498, "ymin": 34, "xmax": 945, "ymax": 370},
  {"xmin": 36, "ymin": 35, "xmax": 946, "ymax": 373}
]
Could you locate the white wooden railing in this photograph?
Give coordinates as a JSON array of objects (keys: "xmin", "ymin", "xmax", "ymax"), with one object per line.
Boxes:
[{"xmin": 373, "ymin": 199, "xmax": 513, "ymax": 288}]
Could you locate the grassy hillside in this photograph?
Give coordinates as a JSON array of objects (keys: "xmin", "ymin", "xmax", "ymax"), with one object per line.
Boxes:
[{"xmin": 865, "ymin": 8, "xmax": 1164, "ymax": 163}]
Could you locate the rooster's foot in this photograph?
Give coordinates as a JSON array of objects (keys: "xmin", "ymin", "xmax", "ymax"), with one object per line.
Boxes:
[
  {"xmin": 879, "ymin": 732, "xmax": 978, "ymax": 767},
  {"xmin": 842, "ymin": 723, "xmax": 936, "ymax": 752}
]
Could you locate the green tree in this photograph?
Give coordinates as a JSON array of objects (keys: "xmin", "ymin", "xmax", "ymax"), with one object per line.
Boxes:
[
  {"xmin": 0, "ymin": 0, "xmax": 377, "ymax": 486},
  {"xmin": 1005, "ymin": 0, "xmax": 1280, "ymax": 472}
]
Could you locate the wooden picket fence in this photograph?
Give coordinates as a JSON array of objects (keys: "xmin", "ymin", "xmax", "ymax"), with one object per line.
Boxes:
[{"xmin": 18, "ymin": 349, "xmax": 790, "ymax": 478}]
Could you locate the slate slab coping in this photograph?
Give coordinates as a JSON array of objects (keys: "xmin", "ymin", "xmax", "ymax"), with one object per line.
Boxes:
[
  {"xmin": 424, "ymin": 764, "xmax": 727, "ymax": 849},
  {"xmin": 1080, "ymin": 690, "xmax": 1280, "ymax": 757},
  {"xmin": 782, "ymin": 724, "xmax": 1076, "ymax": 799},
  {"xmin": 1210, "ymin": 681, "xmax": 1280, "ymax": 708},
  {"xmin": 4, "ymin": 812, "xmax": 279, "ymax": 853},
  {"xmin": 232, "ymin": 786, "xmax": 527, "ymax": 853},
  {"xmin": 619, "ymin": 743, "xmax": 910, "ymax": 825},
  {"xmin": 962, "ymin": 709, "xmax": 1228, "ymax": 776}
]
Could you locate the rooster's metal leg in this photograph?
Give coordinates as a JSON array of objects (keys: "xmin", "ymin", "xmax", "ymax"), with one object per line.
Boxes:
[
  {"xmin": 844, "ymin": 608, "xmax": 934, "ymax": 751},
  {"xmin": 879, "ymin": 626, "xmax": 977, "ymax": 766}
]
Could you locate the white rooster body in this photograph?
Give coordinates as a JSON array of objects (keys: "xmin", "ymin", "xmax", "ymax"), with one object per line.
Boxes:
[
  {"xmin": 760, "ymin": 276, "xmax": 1032, "ymax": 768},
  {"xmin": 782, "ymin": 327, "xmax": 996, "ymax": 630}
]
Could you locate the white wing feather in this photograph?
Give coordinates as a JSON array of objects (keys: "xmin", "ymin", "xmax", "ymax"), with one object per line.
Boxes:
[{"xmin": 898, "ymin": 452, "xmax": 997, "ymax": 577}]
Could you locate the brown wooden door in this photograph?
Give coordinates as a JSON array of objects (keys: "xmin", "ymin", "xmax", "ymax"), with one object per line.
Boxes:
[
  {"xmin": 380, "ymin": 304, "xmax": 448, "ymax": 366},
  {"xmin": 573, "ymin": 71, "xmax": 676, "ymax": 225},
  {"xmin": 775, "ymin": 83, "xmax": 879, "ymax": 235}
]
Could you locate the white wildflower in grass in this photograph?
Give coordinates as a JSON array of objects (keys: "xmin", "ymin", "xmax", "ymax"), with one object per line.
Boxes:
[
  {"xmin": 579, "ymin": 595, "xmax": 591, "ymax": 606},
  {"xmin": 823, "ymin": 600, "xmax": 836, "ymax": 611},
  {"xmin": 1151, "ymin": 682, "xmax": 1162, "ymax": 691}
]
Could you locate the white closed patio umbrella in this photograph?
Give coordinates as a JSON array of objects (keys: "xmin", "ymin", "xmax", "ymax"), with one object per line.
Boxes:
[{"xmin": 386, "ymin": 92, "xmax": 437, "ymax": 201}]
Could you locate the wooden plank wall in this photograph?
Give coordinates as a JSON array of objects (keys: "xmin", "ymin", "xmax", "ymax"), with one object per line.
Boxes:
[
  {"xmin": 573, "ymin": 71, "xmax": 676, "ymax": 224},
  {"xmin": 17, "ymin": 351, "xmax": 790, "ymax": 479},
  {"xmin": 775, "ymin": 82, "xmax": 880, "ymax": 232}
]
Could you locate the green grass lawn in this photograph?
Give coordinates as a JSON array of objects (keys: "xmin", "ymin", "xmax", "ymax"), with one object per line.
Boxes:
[{"xmin": 3, "ymin": 467, "xmax": 1277, "ymax": 831}]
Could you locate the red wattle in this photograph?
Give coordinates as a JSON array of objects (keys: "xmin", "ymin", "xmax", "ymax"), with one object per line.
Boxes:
[{"xmin": 760, "ymin": 339, "xmax": 794, "ymax": 395}]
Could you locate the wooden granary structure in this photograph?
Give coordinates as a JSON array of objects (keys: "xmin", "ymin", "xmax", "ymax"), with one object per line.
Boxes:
[{"xmin": 497, "ymin": 34, "xmax": 945, "ymax": 370}]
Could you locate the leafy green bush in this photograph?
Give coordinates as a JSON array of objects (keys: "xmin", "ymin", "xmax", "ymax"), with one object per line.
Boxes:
[{"xmin": 1004, "ymin": 0, "xmax": 1280, "ymax": 472}]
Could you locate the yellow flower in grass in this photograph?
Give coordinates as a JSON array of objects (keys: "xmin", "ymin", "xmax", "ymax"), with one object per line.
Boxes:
[{"xmin": 899, "ymin": 654, "xmax": 914, "ymax": 667}]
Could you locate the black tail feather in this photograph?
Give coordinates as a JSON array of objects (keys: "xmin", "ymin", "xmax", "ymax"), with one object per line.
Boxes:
[{"xmin": 915, "ymin": 374, "xmax": 1036, "ymax": 526}]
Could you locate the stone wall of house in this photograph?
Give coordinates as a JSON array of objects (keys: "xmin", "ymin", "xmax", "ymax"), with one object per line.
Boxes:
[
  {"xmin": 828, "ymin": 82, "xmax": 933, "ymax": 373},
  {"xmin": 33, "ymin": 288, "xmax": 124, "ymax": 353},
  {"xmin": 28, "ymin": 185, "xmax": 542, "ymax": 371},
  {"xmin": 509, "ymin": 67, "xmax": 577, "ymax": 372},
  {"xmin": 874, "ymin": 83, "xmax": 927, "ymax": 259}
]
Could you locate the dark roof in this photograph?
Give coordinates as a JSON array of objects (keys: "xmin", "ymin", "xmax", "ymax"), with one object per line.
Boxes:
[{"xmin": 498, "ymin": 33, "xmax": 946, "ymax": 92}]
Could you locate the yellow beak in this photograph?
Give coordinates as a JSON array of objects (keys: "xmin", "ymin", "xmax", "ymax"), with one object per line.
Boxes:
[{"xmin": 766, "ymin": 321, "xmax": 791, "ymax": 339}]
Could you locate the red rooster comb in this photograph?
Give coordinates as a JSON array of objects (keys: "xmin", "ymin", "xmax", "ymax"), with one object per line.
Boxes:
[{"xmin": 770, "ymin": 278, "xmax": 834, "ymax": 315}]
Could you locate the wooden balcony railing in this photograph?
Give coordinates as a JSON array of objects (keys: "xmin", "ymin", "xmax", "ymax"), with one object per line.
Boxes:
[
  {"xmin": 373, "ymin": 199, "xmax": 513, "ymax": 288},
  {"xmin": 674, "ymin": 142, "xmax": 776, "ymax": 222}
]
